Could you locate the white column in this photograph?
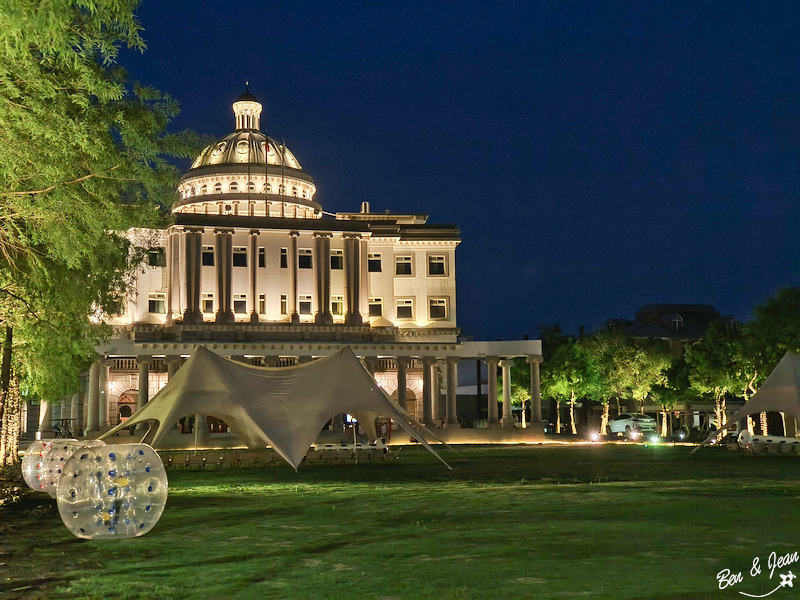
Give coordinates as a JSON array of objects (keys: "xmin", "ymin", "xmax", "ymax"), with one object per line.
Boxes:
[
  {"xmin": 249, "ymin": 230, "xmax": 259, "ymax": 323},
  {"xmin": 38, "ymin": 400, "xmax": 53, "ymax": 439},
  {"xmin": 363, "ymin": 356, "xmax": 377, "ymax": 378},
  {"xmin": 166, "ymin": 356, "xmax": 181, "ymax": 380},
  {"xmin": 422, "ymin": 357, "xmax": 435, "ymax": 425},
  {"xmin": 500, "ymin": 359, "xmax": 516, "ymax": 428},
  {"xmin": 445, "ymin": 358, "xmax": 458, "ymax": 426},
  {"xmin": 215, "ymin": 229, "xmax": 234, "ymax": 324},
  {"xmin": 136, "ymin": 357, "xmax": 149, "ymax": 432},
  {"xmin": 183, "ymin": 228, "xmax": 203, "ymax": 324},
  {"xmin": 70, "ymin": 392, "xmax": 80, "ymax": 426},
  {"xmin": 396, "ymin": 357, "xmax": 408, "ymax": 410},
  {"xmin": 527, "ymin": 355, "xmax": 543, "ymax": 422},
  {"xmin": 431, "ymin": 362, "xmax": 441, "ymax": 422},
  {"xmin": 314, "ymin": 232, "xmax": 332, "ymax": 324},
  {"xmin": 288, "ymin": 231, "xmax": 299, "ymax": 323},
  {"xmin": 86, "ymin": 361, "xmax": 100, "ymax": 435},
  {"xmin": 359, "ymin": 238, "xmax": 369, "ymax": 318},
  {"xmin": 99, "ymin": 360, "xmax": 111, "ymax": 428},
  {"xmin": 485, "ymin": 357, "xmax": 499, "ymax": 426},
  {"xmin": 165, "ymin": 230, "xmax": 174, "ymax": 325},
  {"xmin": 344, "ymin": 234, "xmax": 362, "ymax": 326}
]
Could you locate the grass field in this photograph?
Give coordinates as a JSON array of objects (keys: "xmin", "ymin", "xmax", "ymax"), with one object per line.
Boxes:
[{"xmin": 2, "ymin": 443, "xmax": 800, "ymax": 600}]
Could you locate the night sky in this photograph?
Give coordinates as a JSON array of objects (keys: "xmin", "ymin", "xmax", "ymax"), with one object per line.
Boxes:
[{"xmin": 119, "ymin": 1, "xmax": 800, "ymax": 342}]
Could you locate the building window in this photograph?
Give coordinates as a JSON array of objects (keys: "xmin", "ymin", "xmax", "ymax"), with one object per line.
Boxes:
[
  {"xmin": 265, "ymin": 183, "xmax": 271, "ymax": 194},
  {"xmin": 233, "ymin": 294, "xmax": 247, "ymax": 314},
  {"xmin": 428, "ymin": 254, "xmax": 447, "ymax": 276},
  {"xmin": 429, "ymin": 297, "xmax": 448, "ymax": 320},
  {"xmin": 280, "ymin": 294, "xmax": 288, "ymax": 315},
  {"xmin": 292, "ymin": 186, "xmax": 298, "ymax": 197},
  {"xmin": 229, "ymin": 182, "xmax": 239, "ymax": 193},
  {"xmin": 280, "ymin": 248, "xmax": 287, "ymax": 269},
  {"xmin": 299, "ymin": 294, "xmax": 313, "ymax": 315},
  {"xmin": 302, "ymin": 189, "xmax": 308, "ymax": 198},
  {"xmin": 279, "ymin": 184, "xmax": 286, "ymax": 195},
  {"xmin": 201, "ymin": 184, "xmax": 207, "ymax": 195},
  {"xmin": 233, "ymin": 246, "xmax": 247, "ymax": 267},
  {"xmin": 257, "ymin": 247, "xmax": 266, "ymax": 268},
  {"xmin": 395, "ymin": 255, "xmax": 413, "ymax": 276},
  {"xmin": 368, "ymin": 297, "xmax": 383, "ymax": 318},
  {"xmin": 258, "ymin": 294, "xmax": 266, "ymax": 315},
  {"xmin": 202, "ymin": 246, "xmax": 215, "ymax": 266},
  {"xmin": 396, "ymin": 298, "xmax": 414, "ymax": 320},
  {"xmin": 299, "ymin": 249, "xmax": 313, "ymax": 269},
  {"xmin": 214, "ymin": 182, "xmax": 222, "ymax": 193},
  {"xmin": 672, "ymin": 315, "xmax": 683, "ymax": 332},
  {"xmin": 331, "ymin": 295, "xmax": 344, "ymax": 316},
  {"xmin": 148, "ymin": 248, "xmax": 166, "ymax": 268},
  {"xmin": 148, "ymin": 293, "xmax": 166, "ymax": 314},
  {"xmin": 368, "ymin": 253, "xmax": 382, "ymax": 272},
  {"xmin": 202, "ymin": 293, "xmax": 214, "ymax": 314},
  {"xmin": 247, "ymin": 181, "xmax": 255, "ymax": 193},
  {"xmin": 330, "ymin": 249, "xmax": 343, "ymax": 270}
]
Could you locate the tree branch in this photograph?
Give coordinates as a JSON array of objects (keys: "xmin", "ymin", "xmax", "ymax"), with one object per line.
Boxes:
[{"xmin": 6, "ymin": 164, "xmax": 125, "ymax": 196}]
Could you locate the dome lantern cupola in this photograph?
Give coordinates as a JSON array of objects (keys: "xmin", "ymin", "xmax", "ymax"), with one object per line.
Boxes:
[{"xmin": 233, "ymin": 89, "xmax": 262, "ymax": 130}]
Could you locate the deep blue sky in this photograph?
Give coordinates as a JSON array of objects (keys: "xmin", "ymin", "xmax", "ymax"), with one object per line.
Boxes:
[{"xmin": 120, "ymin": 1, "xmax": 800, "ymax": 341}]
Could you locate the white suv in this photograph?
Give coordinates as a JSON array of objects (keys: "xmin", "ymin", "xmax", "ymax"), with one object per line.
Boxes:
[{"xmin": 607, "ymin": 413, "xmax": 658, "ymax": 438}]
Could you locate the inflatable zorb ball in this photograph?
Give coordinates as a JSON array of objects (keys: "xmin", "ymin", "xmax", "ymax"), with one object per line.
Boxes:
[
  {"xmin": 40, "ymin": 439, "xmax": 105, "ymax": 498},
  {"xmin": 22, "ymin": 440, "xmax": 57, "ymax": 492},
  {"xmin": 57, "ymin": 444, "xmax": 168, "ymax": 539}
]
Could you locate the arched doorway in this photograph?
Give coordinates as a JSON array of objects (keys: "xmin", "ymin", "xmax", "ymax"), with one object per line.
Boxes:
[
  {"xmin": 117, "ymin": 391, "xmax": 137, "ymax": 424},
  {"xmin": 391, "ymin": 389, "xmax": 418, "ymax": 420}
]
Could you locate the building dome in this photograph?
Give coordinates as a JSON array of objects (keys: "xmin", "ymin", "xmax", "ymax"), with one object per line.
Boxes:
[
  {"xmin": 175, "ymin": 92, "xmax": 319, "ymax": 219},
  {"xmin": 189, "ymin": 131, "xmax": 303, "ymax": 171}
]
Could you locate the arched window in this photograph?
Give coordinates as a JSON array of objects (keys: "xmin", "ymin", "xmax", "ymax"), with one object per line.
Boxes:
[
  {"xmin": 292, "ymin": 186, "xmax": 298, "ymax": 197},
  {"xmin": 279, "ymin": 184, "xmax": 286, "ymax": 195},
  {"xmin": 265, "ymin": 183, "xmax": 272, "ymax": 194},
  {"xmin": 229, "ymin": 182, "xmax": 239, "ymax": 193},
  {"xmin": 726, "ymin": 316, "xmax": 739, "ymax": 332},
  {"xmin": 214, "ymin": 182, "xmax": 222, "ymax": 193},
  {"xmin": 302, "ymin": 189, "xmax": 308, "ymax": 198},
  {"xmin": 672, "ymin": 315, "xmax": 683, "ymax": 332},
  {"xmin": 201, "ymin": 184, "xmax": 207, "ymax": 195},
  {"xmin": 247, "ymin": 181, "xmax": 255, "ymax": 193}
]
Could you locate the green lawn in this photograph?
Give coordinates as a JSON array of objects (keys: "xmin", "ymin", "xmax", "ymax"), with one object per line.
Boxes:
[{"xmin": 3, "ymin": 444, "xmax": 800, "ymax": 600}]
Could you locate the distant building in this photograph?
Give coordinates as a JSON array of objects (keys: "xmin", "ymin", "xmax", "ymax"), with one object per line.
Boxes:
[{"xmin": 607, "ymin": 303, "xmax": 735, "ymax": 352}]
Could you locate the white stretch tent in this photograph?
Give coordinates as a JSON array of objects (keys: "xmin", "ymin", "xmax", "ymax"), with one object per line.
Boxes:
[
  {"xmin": 701, "ymin": 351, "xmax": 800, "ymax": 446},
  {"xmin": 99, "ymin": 346, "xmax": 449, "ymax": 469}
]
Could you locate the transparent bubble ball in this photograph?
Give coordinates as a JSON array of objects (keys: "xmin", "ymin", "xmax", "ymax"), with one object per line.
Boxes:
[{"xmin": 56, "ymin": 443, "xmax": 168, "ymax": 539}]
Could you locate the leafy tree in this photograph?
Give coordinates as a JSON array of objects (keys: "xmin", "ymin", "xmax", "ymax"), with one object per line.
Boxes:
[
  {"xmin": 650, "ymin": 356, "xmax": 692, "ymax": 436},
  {"xmin": 541, "ymin": 334, "xmax": 599, "ymax": 434},
  {"xmin": 585, "ymin": 332, "xmax": 670, "ymax": 435},
  {"xmin": 0, "ymin": 1, "xmax": 201, "ymax": 466},
  {"xmin": 686, "ymin": 319, "xmax": 756, "ymax": 434},
  {"xmin": 748, "ymin": 287, "xmax": 800, "ymax": 377},
  {"xmin": 739, "ymin": 287, "xmax": 800, "ymax": 434}
]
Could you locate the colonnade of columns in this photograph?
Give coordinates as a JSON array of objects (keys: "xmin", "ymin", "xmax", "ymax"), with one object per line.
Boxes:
[
  {"xmin": 81, "ymin": 352, "xmax": 544, "ymax": 437},
  {"xmin": 175, "ymin": 227, "xmax": 365, "ymax": 326}
]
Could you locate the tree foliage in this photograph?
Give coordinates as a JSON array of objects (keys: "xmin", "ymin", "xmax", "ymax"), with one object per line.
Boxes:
[{"xmin": 0, "ymin": 1, "xmax": 201, "ymax": 421}]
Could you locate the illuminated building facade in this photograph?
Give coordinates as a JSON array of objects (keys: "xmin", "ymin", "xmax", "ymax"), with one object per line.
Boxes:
[{"xmin": 49, "ymin": 92, "xmax": 544, "ymax": 445}]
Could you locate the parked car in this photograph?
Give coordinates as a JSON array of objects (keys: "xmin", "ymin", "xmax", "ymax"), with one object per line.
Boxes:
[{"xmin": 607, "ymin": 413, "xmax": 658, "ymax": 439}]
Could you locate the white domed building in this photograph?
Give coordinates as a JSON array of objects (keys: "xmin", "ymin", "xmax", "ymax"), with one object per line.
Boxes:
[{"xmin": 67, "ymin": 92, "xmax": 544, "ymax": 445}]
